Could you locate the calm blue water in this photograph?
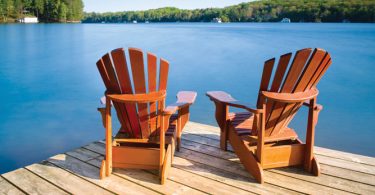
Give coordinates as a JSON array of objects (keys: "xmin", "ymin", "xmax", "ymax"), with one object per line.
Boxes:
[{"xmin": 0, "ymin": 23, "xmax": 374, "ymax": 173}]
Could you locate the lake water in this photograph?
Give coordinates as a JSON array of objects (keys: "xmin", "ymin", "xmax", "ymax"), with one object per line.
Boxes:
[{"xmin": 0, "ymin": 23, "xmax": 374, "ymax": 173}]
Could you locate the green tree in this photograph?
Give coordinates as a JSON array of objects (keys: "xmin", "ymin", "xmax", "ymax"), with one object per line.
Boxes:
[{"xmin": 58, "ymin": 1, "xmax": 66, "ymax": 21}]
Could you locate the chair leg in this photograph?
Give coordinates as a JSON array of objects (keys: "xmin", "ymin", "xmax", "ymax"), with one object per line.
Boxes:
[
  {"xmin": 100, "ymin": 160, "xmax": 106, "ymax": 179},
  {"xmin": 176, "ymin": 137, "xmax": 181, "ymax": 152},
  {"xmin": 311, "ymin": 156, "xmax": 320, "ymax": 176},
  {"xmin": 228, "ymin": 127, "xmax": 264, "ymax": 183},
  {"xmin": 160, "ymin": 144, "xmax": 172, "ymax": 184}
]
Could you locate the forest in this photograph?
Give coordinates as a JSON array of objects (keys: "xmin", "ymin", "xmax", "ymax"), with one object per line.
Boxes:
[
  {"xmin": 0, "ymin": 0, "xmax": 84, "ymax": 22},
  {"xmin": 83, "ymin": 0, "xmax": 375, "ymax": 23}
]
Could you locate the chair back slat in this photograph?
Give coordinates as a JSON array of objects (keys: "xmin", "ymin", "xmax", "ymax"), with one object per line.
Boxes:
[
  {"xmin": 270, "ymin": 53, "xmax": 292, "ymax": 92},
  {"xmin": 97, "ymin": 48, "xmax": 169, "ymax": 139},
  {"xmin": 111, "ymin": 49, "xmax": 141, "ymax": 138},
  {"xmin": 157, "ymin": 59, "xmax": 170, "ymax": 136},
  {"xmin": 272, "ymin": 49, "xmax": 327, "ymax": 133},
  {"xmin": 147, "ymin": 53, "xmax": 158, "ymax": 134},
  {"xmin": 265, "ymin": 49, "xmax": 312, "ymax": 135},
  {"xmin": 256, "ymin": 48, "xmax": 332, "ymax": 137},
  {"xmin": 129, "ymin": 48, "xmax": 151, "ymax": 138},
  {"xmin": 257, "ymin": 58, "xmax": 275, "ymax": 108},
  {"xmin": 261, "ymin": 53, "xmax": 293, "ymax": 125},
  {"xmin": 98, "ymin": 54, "xmax": 135, "ymax": 136}
]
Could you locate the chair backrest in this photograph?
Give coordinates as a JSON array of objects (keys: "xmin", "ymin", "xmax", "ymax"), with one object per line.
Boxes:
[
  {"xmin": 96, "ymin": 48, "xmax": 169, "ymax": 139},
  {"xmin": 256, "ymin": 48, "xmax": 332, "ymax": 137}
]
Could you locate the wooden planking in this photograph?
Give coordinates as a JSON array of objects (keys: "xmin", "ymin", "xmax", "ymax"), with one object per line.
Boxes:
[
  {"xmin": 317, "ymin": 154, "xmax": 375, "ymax": 175},
  {"xmin": 320, "ymin": 164, "xmax": 375, "ymax": 186},
  {"xmin": 85, "ymin": 144, "xmax": 256, "ymax": 195},
  {"xmin": 66, "ymin": 147, "xmax": 101, "ymax": 162},
  {"xmin": 184, "ymin": 122, "xmax": 375, "ymax": 175},
  {"xmin": 185, "ymin": 122, "xmax": 375, "ymax": 167},
  {"xmin": 47, "ymin": 154, "xmax": 158, "ymax": 195},
  {"xmin": 176, "ymin": 147, "xmax": 350, "ymax": 194},
  {"xmin": 88, "ymin": 157, "xmax": 206, "ymax": 195},
  {"xmin": 315, "ymin": 146, "xmax": 375, "ymax": 166},
  {"xmin": 0, "ymin": 176, "xmax": 25, "ymax": 195},
  {"xmin": 2, "ymin": 168, "xmax": 68, "ymax": 195},
  {"xmin": 2, "ymin": 122, "xmax": 375, "ymax": 195},
  {"xmin": 168, "ymin": 166, "xmax": 255, "ymax": 195},
  {"xmin": 180, "ymin": 138, "xmax": 374, "ymax": 194},
  {"xmin": 81, "ymin": 144, "xmax": 206, "ymax": 195},
  {"xmin": 271, "ymin": 167, "xmax": 375, "ymax": 194},
  {"xmin": 129, "ymin": 48, "xmax": 150, "ymax": 138},
  {"xmin": 173, "ymin": 156, "xmax": 301, "ymax": 195},
  {"xmin": 26, "ymin": 162, "xmax": 114, "ymax": 195},
  {"xmin": 183, "ymin": 122, "xmax": 375, "ymax": 187}
]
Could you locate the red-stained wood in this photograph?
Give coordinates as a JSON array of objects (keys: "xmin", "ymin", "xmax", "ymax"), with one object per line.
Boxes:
[
  {"xmin": 99, "ymin": 53, "xmax": 131, "ymax": 136},
  {"xmin": 96, "ymin": 47, "xmax": 196, "ymax": 184},
  {"xmin": 206, "ymin": 48, "xmax": 332, "ymax": 184},
  {"xmin": 266, "ymin": 48, "xmax": 313, "ymax": 136},
  {"xmin": 129, "ymin": 48, "xmax": 150, "ymax": 138},
  {"xmin": 256, "ymin": 58, "xmax": 275, "ymax": 108},
  {"xmin": 111, "ymin": 48, "xmax": 140, "ymax": 137},
  {"xmin": 148, "ymin": 52, "xmax": 158, "ymax": 133}
]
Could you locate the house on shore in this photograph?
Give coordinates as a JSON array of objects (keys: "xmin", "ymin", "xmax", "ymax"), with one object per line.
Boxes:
[
  {"xmin": 18, "ymin": 17, "xmax": 38, "ymax": 23},
  {"xmin": 280, "ymin": 18, "xmax": 291, "ymax": 23},
  {"xmin": 212, "ymin": 17, "xmax": 222, "ymax": 23}
]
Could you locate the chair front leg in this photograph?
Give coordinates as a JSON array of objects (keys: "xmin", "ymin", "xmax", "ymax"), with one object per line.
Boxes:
[
  {"xmin": 105, "ymin": 97, "xmax": 112, "ymax": 177},
  {"xmin": 213, "ymin": 101, "xmax": 229, "ymax": 151},
  {"xmin": 304, "ymin": 97, "xmax": 317, "ymax": 172},
  {"xmin": 256, "ymin": 104, "xmax": 266, "ymax": 166}
]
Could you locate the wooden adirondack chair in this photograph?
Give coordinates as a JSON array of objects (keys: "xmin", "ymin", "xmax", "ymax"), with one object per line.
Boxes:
[
  {"xmin": 96, "ymin": 48, "xmax": 196, "ymax": 184},
  {"xmin": 207, "ymin": 48, "xmax": 332, "ymax": 184}
]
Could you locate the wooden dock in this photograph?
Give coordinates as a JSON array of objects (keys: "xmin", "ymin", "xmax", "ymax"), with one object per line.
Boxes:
[{"xmin": 1, "ymin": 122, "xmax": 374, "ymax": 194}]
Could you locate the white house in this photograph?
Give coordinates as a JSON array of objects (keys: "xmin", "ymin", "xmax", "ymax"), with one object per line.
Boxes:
[{"xmin": 18, "ymin": 17, "xmax": 39, "ymax": 23}]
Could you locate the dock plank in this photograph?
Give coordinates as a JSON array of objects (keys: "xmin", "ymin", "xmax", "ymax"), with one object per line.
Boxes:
[
  {"xmin": 47, "ymin": 154, "xmax": 158, "ymax": 195},
  {"xmin": 80, "ymin": 146, "xmax": 207, "ymax": 195},
  {"xmin": 26, "ymin": 161, "xmax": 114, "ymax": 195},
  {"xmin": 2, "ymin": 122, "xmax": 375, "ymax": 195},
  {"xmin": 173, "ymin": 156, "xmax": 302, "ymax": 195},
  {"xmin": 320, "ymin": 164, "xmax": 375, "ymax": 186},
  {"xmin": 2, "ymin": 168, "xmax": 68, "ymax": 195},
  {"xmin": 181, "ymin": 138, "xmax": 375, "ymax": 193},
  {"xmin": 315, "ymin": 146, "xmax": 375, "ymax": 166},
  {"xmin": 85, "ymin": 145, "xmax": 261, "ymax": 195},
  {"xmin": 177, "ymin": 147, "xmax": 352, "ymax": 194},
  {"xmin": 0, "ymin": 176, "xmax": 25, "ymax": 195}
]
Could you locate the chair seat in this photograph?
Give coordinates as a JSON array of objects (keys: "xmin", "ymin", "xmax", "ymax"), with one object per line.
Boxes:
[
  {"xmin": 228, "ymin": 112, "xmax": 298, "ymax": 143},
  {"xmin": 115, "ymin": 113, "xmax": 178, "ymax": 144}
]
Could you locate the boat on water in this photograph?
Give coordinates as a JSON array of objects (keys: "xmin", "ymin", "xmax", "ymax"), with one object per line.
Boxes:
[
  {"xmin": 280, "ymin": 18, "xmax": 291, "ymax": 23},
  {"xmin": 132, "ymin": 20, "xmax": 137, "ymax": 24}
]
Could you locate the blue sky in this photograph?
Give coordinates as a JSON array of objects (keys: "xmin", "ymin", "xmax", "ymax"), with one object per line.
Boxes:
[{"xmin": 83, "ymin": 0, "xmax": 253, "ymax": 13}]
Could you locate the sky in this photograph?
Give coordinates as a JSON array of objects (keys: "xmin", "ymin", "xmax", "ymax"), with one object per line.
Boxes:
[{"xmin": 83, "ymin": 0, "xmax": 253, "ymax": 13}]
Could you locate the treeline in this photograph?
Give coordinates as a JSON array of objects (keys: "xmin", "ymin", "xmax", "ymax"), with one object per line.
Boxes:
[
  {"xmin": 0, "ymin": 0, "xmax": 84, "ymax": 22},
  {"xmin": 83, "ymin": 0, "xmax": 375, "ymax": 23}
]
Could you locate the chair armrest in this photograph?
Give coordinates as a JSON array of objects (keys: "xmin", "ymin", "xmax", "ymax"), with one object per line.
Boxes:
[
  {"xmin": 261, "ymin": 88, "xmax": 319, "ymax": 103},
  {"xmin": 303, "ymin": 101, "xmax": 323, "ymax": 111},
  {"xmin": 163, "ymin": 91, "xmax": 197, "ymax": 115},
  {"xmin": 107, "ymin": 90, "xmax": 166, "ymax": 103},
  {"xmin": 206, "ymin": 91, "xmax": 261, "ymax": 114}
]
